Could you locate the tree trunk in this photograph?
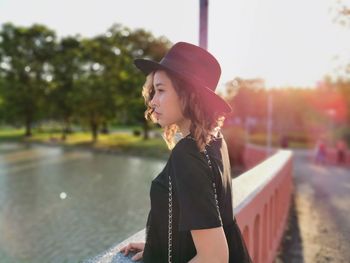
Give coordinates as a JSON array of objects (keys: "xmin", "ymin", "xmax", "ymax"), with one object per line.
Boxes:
[
  {"xmin": 143, "ymin": 119, "xmax": 150, "ymax": 140},
  {"xmin": 90, "ymin": 117, "xmax": 99, "ymax": 142},
  {"xmin": 25, "ymin": 113, "xmax": 32, "ymax": 137},
  {"xmin": 100, "ymin": 121, "xmax": 109, "ymax": 134},
  {"xmin": 61, "ymin": 116, "xmax": 70, "ymax": 141}
]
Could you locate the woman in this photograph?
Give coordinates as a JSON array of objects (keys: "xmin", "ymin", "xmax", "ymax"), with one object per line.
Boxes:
[{"xmin": 120, "ymin": 42, "xmax": 253, "ymax": 263}]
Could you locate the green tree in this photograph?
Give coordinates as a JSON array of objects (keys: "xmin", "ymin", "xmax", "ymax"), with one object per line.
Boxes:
[
  {"xmin": 73, "ymin": 35, "xmax": 120, "ymax": 142},
  {"xmin": 0, "ymin": 23, "xmax": 56, "ymax": 136},
  {"xmin": 120, "ymin": 27, "xmax": 170, "ymax": 139},
  {"xmin": 49, "ymin": 36, "xmax": 82, "ymax": 140}
]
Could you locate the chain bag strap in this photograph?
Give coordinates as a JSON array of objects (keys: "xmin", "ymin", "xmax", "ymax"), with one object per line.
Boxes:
[{"xmin": 168, "ymin": 136, "xmax": 223, "ymax": 263}]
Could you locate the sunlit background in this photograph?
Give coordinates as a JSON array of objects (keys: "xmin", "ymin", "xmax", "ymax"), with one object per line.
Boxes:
[
  {"xmin": 1, "ymin": 0, "xmax": 350, "ymax": 88},
  {"xmin": 0, "ymin": 0, "xmax": 350, "ymax": 262}
]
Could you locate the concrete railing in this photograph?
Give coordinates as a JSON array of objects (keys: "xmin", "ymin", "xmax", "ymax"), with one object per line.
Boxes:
[
  {"xmin": 243, "ymin": 144, "xmax": 270, "ymax": 169},
  {"xmin": 84, "ymin": 149, "xmax": 293, "ymax": 263},
  {"xmin": 233, "ymin": 150, "xmax": 293, "ymax": 263}
]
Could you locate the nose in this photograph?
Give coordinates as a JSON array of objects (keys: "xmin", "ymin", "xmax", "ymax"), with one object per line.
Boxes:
[{"xmin": 150, "ymin": 94, "xmax": 158, "ymax": 109}]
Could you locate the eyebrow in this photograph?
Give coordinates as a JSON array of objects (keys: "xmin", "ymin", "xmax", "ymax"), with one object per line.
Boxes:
[{"xmin": 154, "ymin": 83, "xmax": 164, "ymax": 88}]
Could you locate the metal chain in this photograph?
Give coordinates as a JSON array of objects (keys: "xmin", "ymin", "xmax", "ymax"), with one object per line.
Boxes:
[
  {"xmin": 203, "ymin": 145, "xmax": 223, "ymax": 226},
  {"xmin": 168, "ymin": 172, "xmax": 173, "ymax": 263},
  {"xmin": 168, "ymin": 135, "xmax": 223, "ymax": 263}
]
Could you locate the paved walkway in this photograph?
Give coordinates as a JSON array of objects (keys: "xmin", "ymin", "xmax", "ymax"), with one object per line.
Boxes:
[{"xmin": 276, "ymin": 149, "xmax": 350, "ymax": 263}]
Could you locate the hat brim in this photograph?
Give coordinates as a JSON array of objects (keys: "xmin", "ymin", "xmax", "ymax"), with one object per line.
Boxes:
[{"xmin": 134, "ymin": 58, "xmax": 233, "ymax": 114}]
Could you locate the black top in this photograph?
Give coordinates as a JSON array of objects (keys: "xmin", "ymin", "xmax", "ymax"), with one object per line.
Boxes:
[{"xmin": 143, "ymin": 131, "xmax": 252, "ymax": 263}]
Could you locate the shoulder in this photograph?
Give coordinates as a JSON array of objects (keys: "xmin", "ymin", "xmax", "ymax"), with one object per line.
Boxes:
[
  {"xmin": 171, "ymin": 137, "xmax": 198, "ymax": 156},
  {"xmin": 169, "ymin": 138, "xmax": 210, "ymax": 177}
]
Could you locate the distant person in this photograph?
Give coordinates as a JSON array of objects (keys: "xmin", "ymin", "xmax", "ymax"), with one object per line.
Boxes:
[
  {"xmin": 336, "ymin": 140, "xmax": 347, "ymax": 164},
  {"xmin": 280, "ymin": 135, "xmax": 289, "ymax": 149},
  {"xmin": 120, "ymin": 42, "xmax": 252, "ymax": 262},
  {"xmin": 314, "ymin": 139, "xmax": 327, "ymax": 164}
]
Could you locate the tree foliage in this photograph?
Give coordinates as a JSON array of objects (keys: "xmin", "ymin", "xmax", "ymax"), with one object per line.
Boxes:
[{"xmin": 0, "ymin": 22, "xmax": 171, "ymax": 141}]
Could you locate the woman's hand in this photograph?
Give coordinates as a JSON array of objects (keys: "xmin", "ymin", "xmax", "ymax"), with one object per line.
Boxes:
[{"xmin": 119, "ymin": 242, "xmax": 145, "ymax": 261}]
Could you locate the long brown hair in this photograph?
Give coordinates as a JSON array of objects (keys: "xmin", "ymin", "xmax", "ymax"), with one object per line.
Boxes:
[{"xmin": 141, "ymin": 70, "xmax": 226, "ymax": 152}]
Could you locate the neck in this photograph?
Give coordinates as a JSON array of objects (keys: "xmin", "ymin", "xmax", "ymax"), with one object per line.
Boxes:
[{"xmin": 177, "ymin": 118, "xmax": 191, "ymax": 137}]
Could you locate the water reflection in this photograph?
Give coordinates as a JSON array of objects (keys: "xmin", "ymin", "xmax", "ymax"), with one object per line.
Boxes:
[{"xmin": 0, "ymin": 142, "xmax": 166, "ymax": 262}]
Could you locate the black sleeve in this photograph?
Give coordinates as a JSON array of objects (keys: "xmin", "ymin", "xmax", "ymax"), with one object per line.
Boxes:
[{"xmin": 171, "ymin": 141, "xmax": 222, "ymax": 231}]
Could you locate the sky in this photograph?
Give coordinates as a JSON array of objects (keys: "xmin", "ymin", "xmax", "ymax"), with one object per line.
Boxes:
[{"xmin": 1, "ymin": 0, "xmax": 350, "ymax": 92}]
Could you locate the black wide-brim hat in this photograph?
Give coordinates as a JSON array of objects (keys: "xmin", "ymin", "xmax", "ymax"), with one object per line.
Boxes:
[{"xmin": 134, "ymin": 42, "xmax": 232, "ymax": 114}]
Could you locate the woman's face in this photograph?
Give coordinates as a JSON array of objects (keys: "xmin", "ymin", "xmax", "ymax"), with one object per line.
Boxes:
[{"xmin": 150, "ymin": 70, "xmax": 185, "ymax": 127}]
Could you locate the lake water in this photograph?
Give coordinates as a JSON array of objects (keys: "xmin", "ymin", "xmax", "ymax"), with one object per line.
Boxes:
[{"xmin": 0, "ymin": 143, "xmax": 166, "ymax": 263}]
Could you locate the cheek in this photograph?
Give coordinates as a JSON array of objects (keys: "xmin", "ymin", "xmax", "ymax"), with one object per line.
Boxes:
[
  {"xmin": 168, "ymin": 96, "xmax": 183, "ymax": 118},
  {"xmin": 161, "ymin": 94, "xmax": 183, "ymax": 119}
]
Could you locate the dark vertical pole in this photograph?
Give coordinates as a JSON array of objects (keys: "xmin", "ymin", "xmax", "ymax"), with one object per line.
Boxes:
[{"xmin": 199, "ymin": 0, "xmax": 208, "ymax": 50}]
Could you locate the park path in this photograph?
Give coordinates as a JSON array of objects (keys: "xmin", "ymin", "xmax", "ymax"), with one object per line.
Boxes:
[{"xmin": 276, "ymin": 149, "xmax": 350, "ymax": 263}]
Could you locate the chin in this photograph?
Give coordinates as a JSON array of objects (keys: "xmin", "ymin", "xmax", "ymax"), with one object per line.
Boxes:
[
  {"xmin": 157, "ymin": 118, "xmax": 176, "ymax": 128},
  {"xmin": 158, "ymin": 121, "xmax": 172, "ymax": 128},
  {"xmin": 156, "ymin": 120, "xmax": 164, "ymax": 127}
]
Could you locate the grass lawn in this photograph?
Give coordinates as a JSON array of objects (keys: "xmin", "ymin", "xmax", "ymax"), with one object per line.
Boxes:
[
  {"xmin": 0, "ymin": 128, "xmax": 25, "ymax": 142},
  {"xmin": 0, "ymin": 127, "xmax": 314, "ymax": 161},
  {"xmin": 0, "ymin": 127, "xmax": 170, "ymax": 160},
  {"xmin": 249, "ymin": 132, "xmax": 313, "ymax": 149}
]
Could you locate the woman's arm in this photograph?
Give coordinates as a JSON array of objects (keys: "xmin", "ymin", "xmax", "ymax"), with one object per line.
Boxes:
[{"xmin": 188, "ymin": 226, "xmax": 228, "ymax": 263}]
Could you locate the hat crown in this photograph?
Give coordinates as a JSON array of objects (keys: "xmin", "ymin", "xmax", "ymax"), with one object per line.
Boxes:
[
  {"xmin": 160, "ymin": 42, "xmax": 221, "ymax": 92},
  {"xmin": 133, "ymin": 41, "xmax": 232, "ymax": 113}
]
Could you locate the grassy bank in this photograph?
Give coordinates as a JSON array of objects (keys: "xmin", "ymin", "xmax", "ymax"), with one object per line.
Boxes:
[
  {"xmin": 249, "ymin": 132, "xmax": 313, "ymax": 149},
  {"xmin": 0, "ymin": 126, "xmax": 313, "ymax": 162},
  {"xmin": 0, "ymin": 127, "xmax": 170, "ymax": 160}
]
